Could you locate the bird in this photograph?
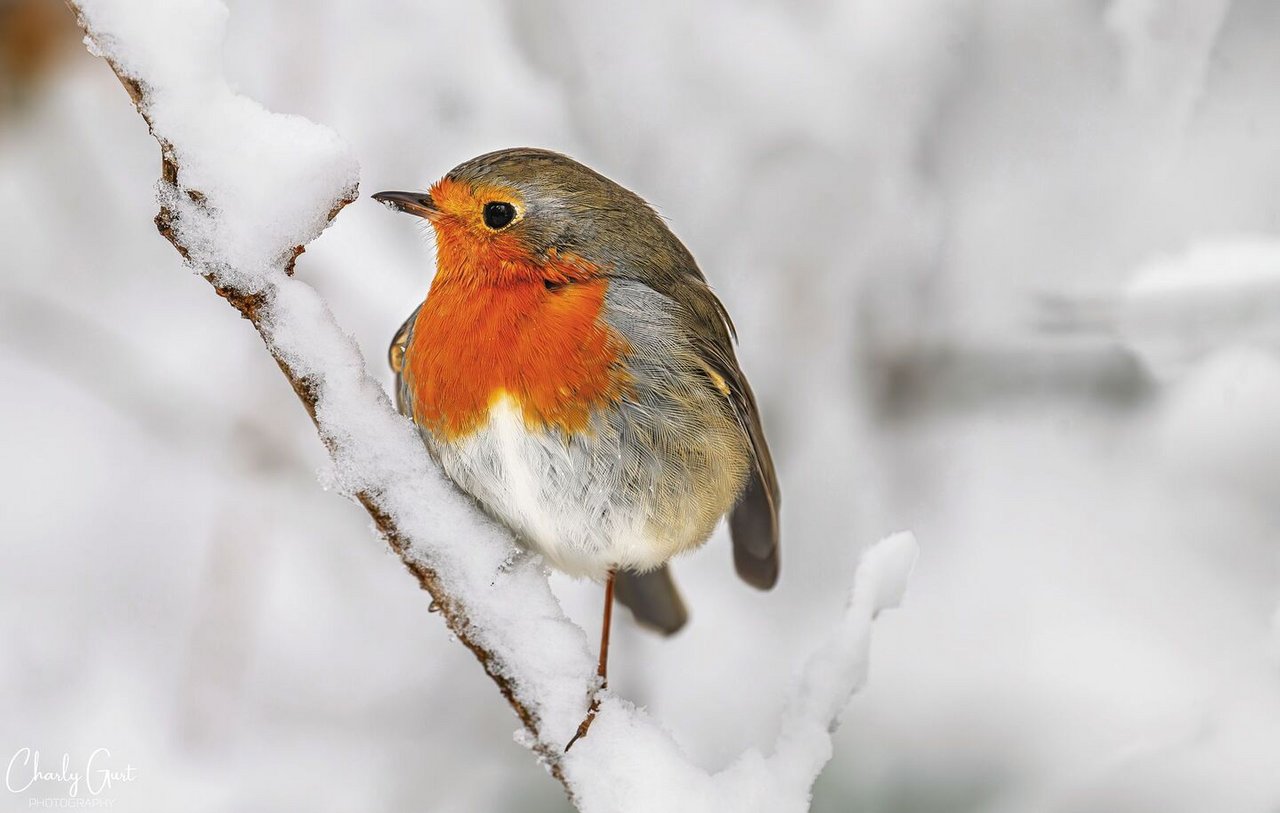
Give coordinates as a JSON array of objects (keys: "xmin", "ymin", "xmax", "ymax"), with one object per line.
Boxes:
[{"xmin": 373, "ymin": 148, "xmax": 779, "ymax": 746}]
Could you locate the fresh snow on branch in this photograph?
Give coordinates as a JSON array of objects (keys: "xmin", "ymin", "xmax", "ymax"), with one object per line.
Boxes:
[
  {"xmin": 1039, "ymin": 237, "xmax": 1280, "ymax": 382},
  {"xmin": 71, "ymin": 0, "xmax": 917, "ymax": 807},
  {"xmin": 561, "ymin": 533, "xmax": 916, "ymax": 813}
]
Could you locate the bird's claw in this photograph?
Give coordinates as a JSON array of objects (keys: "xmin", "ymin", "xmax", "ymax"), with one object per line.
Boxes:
[{"xmin": 564, "ymin": 696, "xmax": 602, "ymax": 751}]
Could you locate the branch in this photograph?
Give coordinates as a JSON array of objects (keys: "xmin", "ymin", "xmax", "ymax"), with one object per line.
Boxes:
[{"xmin": 68, "ymin": 1, "xmax": 917, "ymax": 808}]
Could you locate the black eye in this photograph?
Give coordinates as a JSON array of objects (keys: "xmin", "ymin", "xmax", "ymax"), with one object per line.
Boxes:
[{"xmin": 482, "ymin": 201, "xmax": 516, "ymax": 229}]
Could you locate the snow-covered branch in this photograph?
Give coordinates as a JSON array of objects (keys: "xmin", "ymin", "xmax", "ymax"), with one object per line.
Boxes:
[{"xmin": 69, "ymin": 1, "xmax": 916, "ymax": 808}]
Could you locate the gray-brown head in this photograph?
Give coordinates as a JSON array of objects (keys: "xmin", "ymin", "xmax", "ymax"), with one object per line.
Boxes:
[{"xmin": 373, "ymin": 148, "xmax": 699, "ymax": 286}]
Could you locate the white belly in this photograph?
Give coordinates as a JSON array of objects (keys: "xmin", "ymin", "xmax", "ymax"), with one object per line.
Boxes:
[{"xmin": 430, "ymin": 396, "xmax": 689, "ymax": 580}]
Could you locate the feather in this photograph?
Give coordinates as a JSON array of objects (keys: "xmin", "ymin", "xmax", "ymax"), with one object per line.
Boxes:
[{"xmin": 615, "ymin": 565, "xmax": 688, "ymax": 635}]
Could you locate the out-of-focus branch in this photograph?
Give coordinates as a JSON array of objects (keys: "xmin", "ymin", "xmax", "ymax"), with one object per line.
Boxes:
[{"xmin": 67, "ymin": 2, "xmax": 916, "ymax": 808}]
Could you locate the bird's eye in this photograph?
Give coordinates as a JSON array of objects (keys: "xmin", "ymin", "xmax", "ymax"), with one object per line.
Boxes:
[{"xmin": 482, "ymin": 201, "xmax": 517, "ymax": 229}]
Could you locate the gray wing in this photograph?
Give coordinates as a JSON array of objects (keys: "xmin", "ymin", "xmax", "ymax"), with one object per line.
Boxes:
[
  {"xmin": 389, "ymin": 304, "xmax": 421, "ymax": 419},
  {"xmin": 689, "ymin": 293, "xmax": 781, "ymax": 590},
  {"xmin": 610, "ymin": 271, "xmax": 781, "ymax": 591}
]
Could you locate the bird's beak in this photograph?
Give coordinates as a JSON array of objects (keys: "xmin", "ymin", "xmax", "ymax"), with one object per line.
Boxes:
[{"xmin": 372, "ymin": 190, "xmax": 436, "ymax": 219}]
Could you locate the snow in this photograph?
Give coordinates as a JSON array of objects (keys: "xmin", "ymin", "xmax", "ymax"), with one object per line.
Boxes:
[
  {"xmin": 1156, "ymin": 345, "xmax": 1280, "ymax": 503},
  {"xmin": 8, "ymin": 0, "xmax": 1280, "ymax": 811},
  {"xmin": 76, "ymin": 0, "xmax": 359, "ymax": 291},
  {"xmin": 560, "ymin": 534, "xmax": 917, "ymax": 813},
  {"xmin": 1045, "ymin": 237, "xmax": 1280, "ymax": 381},
  {"xmin": 1119, "ymin": 238, "xmax": 1280, "ymax": 380},
  {"xmin": 784, "ymin": 532, "xmax": 917, "ymax": 737}
]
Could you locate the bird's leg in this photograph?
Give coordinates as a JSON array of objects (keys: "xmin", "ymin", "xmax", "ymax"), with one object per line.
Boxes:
[
  {"xmin": 596, "ymin": 568, "xmax": 615, "ymax": 685},
  {"xmin": 565, "ymin": 569, "xmax": 615, "ymax": 751}
]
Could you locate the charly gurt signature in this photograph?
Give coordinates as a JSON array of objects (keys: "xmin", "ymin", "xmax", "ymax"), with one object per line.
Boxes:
[{"xmin": 5, "ymin": 748, "xmax": 138, "ymax": 799}]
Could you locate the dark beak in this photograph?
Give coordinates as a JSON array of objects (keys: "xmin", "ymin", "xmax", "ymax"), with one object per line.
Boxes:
[{"xmin": 372, "ymin": 190, "xmax": 436, "ymax": 218}]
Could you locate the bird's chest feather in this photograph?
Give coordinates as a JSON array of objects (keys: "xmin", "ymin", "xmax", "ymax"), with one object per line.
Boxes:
[{"xmin": 404, "ymin": 277, "xmax": 631, "ymax": 441}]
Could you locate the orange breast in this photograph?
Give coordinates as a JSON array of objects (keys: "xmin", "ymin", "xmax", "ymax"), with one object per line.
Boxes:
[{"xmin": 405, "ymin": 275, "xmax": 631, "ymax": 440}]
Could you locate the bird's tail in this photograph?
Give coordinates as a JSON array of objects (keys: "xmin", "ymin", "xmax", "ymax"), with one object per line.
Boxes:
[{"xmin": 615, "ymin": 566, "xmax": 688, "ymax": 635}]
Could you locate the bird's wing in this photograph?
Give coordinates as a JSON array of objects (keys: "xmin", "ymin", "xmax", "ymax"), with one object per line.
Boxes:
[
  {"xmin": 723, "ymin": 372, "xmax": 781, "ymax": 590},
  {"xmin": 389, "ymin": 304, "xmax": 422, "ymax": 420},
  {"xmin": 636, "ymin": 271, "xmax": 781, "ymax": 590},
  {"xmin": 697, "ymin": 303, "xmax": 781, "ymax": 590}
]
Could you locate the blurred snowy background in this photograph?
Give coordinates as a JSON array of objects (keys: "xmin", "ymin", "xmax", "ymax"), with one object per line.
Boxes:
[{"xmin": 4, "ymin": 0, "xmax": 1280, "ymax": 810}]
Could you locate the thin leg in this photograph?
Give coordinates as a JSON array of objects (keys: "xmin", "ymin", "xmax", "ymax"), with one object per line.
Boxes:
[
  {"xmin": 565, "ymin": 569, "xmax": 615, "ymax": 750},
  {"xmin": 597, "ymin": 569, "xmax": 615, "ymax": 684}
]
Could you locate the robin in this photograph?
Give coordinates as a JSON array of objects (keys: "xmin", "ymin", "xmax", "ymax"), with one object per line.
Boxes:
[{"xmin": 374, "ymin": 148, "xmax": 779, "ymax": 746}]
